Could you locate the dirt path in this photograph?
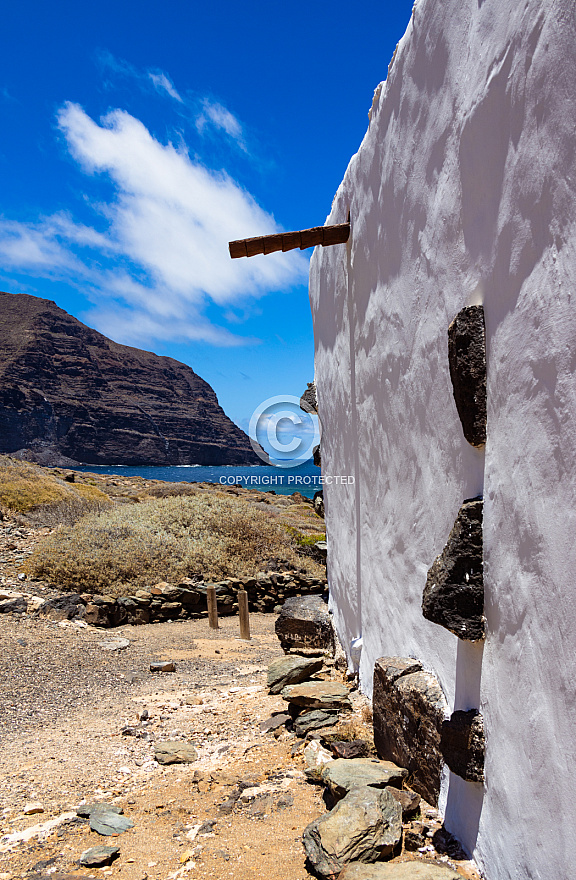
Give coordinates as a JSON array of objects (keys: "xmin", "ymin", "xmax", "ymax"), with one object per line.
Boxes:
[
  {"xmin": 0, "ymin": 613, "xmax": 325, "ymax": 880},
  {"xmin": 0, "ymin": 514, "xmax": 481, "ymax": 880}
]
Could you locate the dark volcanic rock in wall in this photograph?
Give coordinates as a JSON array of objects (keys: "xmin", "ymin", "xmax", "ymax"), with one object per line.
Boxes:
[
  {"xmin": 422, "ymin": 498, "xmax": 485, "ymax": 641},
  {"xmin": 447, "ymin": 305, "xmax": 487, "ymax": 447},
  {"xmin": 313, "ymin": 490, "xmax": 325, "ymax": 518},
  {"xmin": 0, "ymin": 291, "xmax": 260, "ymax": 466},
  {"xmin": 373, "ymin": 657, "xmax": 448, "ymax": 806},
  {"xmin": 300, "ymin": 381, "xmax": 318, "ymax": 414},
  {"xmin": 313, "ymin": 444, "xmax": 322, "ymax": 467},
  {"xmin": 301, "ymin": 383, "xmax": 321, "ymax": 467},
  {"xmin": 440, "ymin": 709, "xmax": 485, "ymax": 783}
]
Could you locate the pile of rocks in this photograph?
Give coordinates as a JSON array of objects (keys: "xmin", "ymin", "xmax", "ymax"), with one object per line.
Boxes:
[
  {"xmin": 0, "ymin": 570, "xmax": 327, "ymax": 628},
  {"xmin": 264, "ymin": 657, "xmax": 464, "ymax": 876},
  {"xmin": 262, "ymin": 597, "xmax": 470, "ymax": 878}
]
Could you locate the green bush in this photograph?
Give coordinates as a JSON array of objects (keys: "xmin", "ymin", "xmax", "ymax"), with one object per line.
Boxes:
[
  {"xmin": 293, "ymin": 532, "xmax": 326, "ymax": 548},
  {"xmin": 26, "ymin": 493, "xmax": 324, "ymax": 596}
]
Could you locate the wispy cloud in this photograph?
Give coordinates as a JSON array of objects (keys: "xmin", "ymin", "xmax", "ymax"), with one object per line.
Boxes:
[
  {"xmin": 97, "ymin": 51, "xmax": 182, "ymax": 104},
  {"xmin": 0, "ymin": 218, "xmax": 77, "ymax": 270},
  {"xmin": 196, "ymin": 99, "xmax": 245, "ymax": 149},
  {"xmin": 96, "ymin": 50, "xmax": 136, "ymax": 81},
  {"xmin": 0, "ymin": 86, "xmax": 16, "ymax": 103},
  {"xmin": 97, "ymin": 51, "xmax": 246, "ymax": 150},
  {"xmin": 148, "ymin": 71, "xmax": 183, "ymax": 103},
  {"xmin": 0, "ymin": 102, "xmax": 306, "ymax": 346}
]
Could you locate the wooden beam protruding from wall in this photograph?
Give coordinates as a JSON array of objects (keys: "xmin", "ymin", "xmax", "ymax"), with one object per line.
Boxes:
[{"xmin": 229, "ymin": 221, "xmax": 350, "ymax": 259}]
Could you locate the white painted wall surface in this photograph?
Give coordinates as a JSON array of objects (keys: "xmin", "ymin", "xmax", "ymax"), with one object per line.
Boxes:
[{"xmin": 309, "ymin": 1, "xmax": 576, "ymax": 876}]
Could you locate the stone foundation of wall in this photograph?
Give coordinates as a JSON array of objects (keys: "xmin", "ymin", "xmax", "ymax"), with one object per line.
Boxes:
[{"xmin": 372, "ymin": 657, "xmax": 448, "ymax": 806}]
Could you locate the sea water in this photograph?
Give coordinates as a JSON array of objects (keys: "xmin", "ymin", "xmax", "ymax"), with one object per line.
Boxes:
[{"xmin": 71, "ymin": 460, "xmax": 323, "ymax": 499}]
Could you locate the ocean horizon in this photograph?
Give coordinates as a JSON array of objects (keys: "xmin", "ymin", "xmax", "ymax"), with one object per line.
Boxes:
[{"xmin": 71, "ymin": 459, "xmax": 323, "ymax": 499}]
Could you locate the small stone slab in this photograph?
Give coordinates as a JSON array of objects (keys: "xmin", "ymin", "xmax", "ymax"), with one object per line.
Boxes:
[
  {"xmin": 39, "ymin": 593, "xmax": 85, "ymax": 621},
  {"xmin": 79, "ymin": 845, "xmax": 120, "ymax": 867},
  {"xmin": 150, "ymin": 661, "xmax": 176, "ymax": 672},
  {"xmin": 76, "ymin": 802, "xmax": 123, "ymax": 819},
  {"xmin": 89, "ymin": 807, "xmax": 134, "ymax": 836},
  {"xmin": 281, "ymin": 681, "xmax": 350, "ymax": 710},
  {"xmin": 0, "ymin": 597, "xmax": 27, "ymax": 614},
  {"xmin": 321, "ymin": 758, "xmax": 407, "ymax": 800},
  {"xmin": 375, "ymin": 658, "xmax": 423, "ymax": 684},
  {"xmin": 329, "ymin": 740, "xmax": 371, "ymax": 759},
  {"xmin": 98, "ymin": 638, "xmax": 130, "ymax": 651},
  {"xmin": 303, "ymin": 740, "xmax": 334, "ymax": 782},
  {"xmin": 155, "ymin": 741, "xmax": 198, "ymax": 765},
  {"xmin": 303, "ymin": 786, "xmax": 402, "ymax": 879},
  {"xmin": 23, "ymin": 801, "xmax": 44, "ymax": 814},
  {"xmin": 294, "ymin": 709, "xmax": 338, "ymax": 736},
  {"xmin": 339, "ymin": 861, "xmax": 461, "ymax": 879},
  {"xmin": 259, "ymin": 713, "xmax": 291, "ymax": 733},
  {"xmin": 404, "ymin": 821, "xmax": 428, "ymax": 851},
  {"xmin": 267, "ymin": 655, "xmax": 324, "ymax": 694},
  {"xmin": 83, "ymin": 603, "xmax": 110, "ymax": 627}
]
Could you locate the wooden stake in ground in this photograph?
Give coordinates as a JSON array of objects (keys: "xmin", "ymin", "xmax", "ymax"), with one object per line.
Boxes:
[
  {"xmin": 207, "ymin": 585, "xmax": 219, "ymax": 630},
  {"xmin": 238, "ymin": 589, "xmax": 251, "ymax": 640}
]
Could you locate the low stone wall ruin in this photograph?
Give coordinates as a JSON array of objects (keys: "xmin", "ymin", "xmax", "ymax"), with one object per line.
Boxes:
[{"xmin": 1, "ymin": 571, "xmax": 328, "ymax": 627}]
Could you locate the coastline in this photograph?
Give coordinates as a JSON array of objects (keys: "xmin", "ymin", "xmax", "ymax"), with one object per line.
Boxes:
[{"xmin": 69, "ymin": 460, "xmax": 323, "ymax": 499}]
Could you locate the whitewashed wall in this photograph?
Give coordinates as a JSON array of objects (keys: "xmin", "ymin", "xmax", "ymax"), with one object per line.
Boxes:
[{"xmin": 309, "ymin": 1, "xmax": 576, "ymax": 876}]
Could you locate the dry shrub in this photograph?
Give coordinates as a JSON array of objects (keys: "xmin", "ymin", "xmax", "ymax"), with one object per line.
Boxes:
[
  {"xmin": 25, "ymin": 493, "xmax": 325, "ymax": 597},
  {"xmin": 0, "ymin": 457, "xmax": 71, "ymax": 512},
  {"xmin": 0, "ymin": 456, "xmax": 112, "ymax": 524},
  {"xmin": 325, "ymin": 719, "xmax": 375, "ymax": 748},
  {"xmin": 26, "ymin": 493, "xmax": 112, "ymax": 527},
  {"xmin": 361, "ymin": 704, "xmax": 373, "ymax": 724},
  {"xmin": 144, "ymin": 483, "xmax": 200, "ymax": 499}
]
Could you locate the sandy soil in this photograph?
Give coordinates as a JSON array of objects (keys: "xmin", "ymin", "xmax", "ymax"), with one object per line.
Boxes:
[
  {"xmin": 0, "ymin": 502, "xmax": 481, "ymax": 880},
  {"xmin": 0, "ymin": 613, "xmax": 326, "ymax": 880}
]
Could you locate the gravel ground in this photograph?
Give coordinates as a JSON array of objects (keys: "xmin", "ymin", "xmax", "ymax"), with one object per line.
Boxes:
[
  {"xmin": 0, "ymin": 612, "xmax": 328, "ymax": 880},
  {"xmin": 0, "ymin": 511, "xmax": 481, "ymax": 880},
  {"xmin": 0, "ymin": 613, "xmax": 279, "ymax": 740}
]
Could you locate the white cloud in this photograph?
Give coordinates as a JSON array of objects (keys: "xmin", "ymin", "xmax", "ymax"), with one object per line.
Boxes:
[
  {"xmin": 97, "ymin": 51, "xmax": 245, "ymax": 147},
  {"xmin": 97, "ymin": 51, "xmax": 183, "ymax": 104},
  {"xmin": 196, "ymin": 99, "xmax": 245, "ymax": 149},
  {"xmin": 0, "ymin": 218, "xmax": 77, "ymax": 270},
  {"xmin": 0, "ymin": 102, "xmax": 307, "ymax": 346},
  {"xmin": 148, "ymin": 71, "xmax": 183, "ymax": 103}
]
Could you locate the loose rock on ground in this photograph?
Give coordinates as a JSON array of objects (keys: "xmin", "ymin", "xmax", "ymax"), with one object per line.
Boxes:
[{"xmin": 302, "ymin": 786, "xmax": 403, "ymax": 879}]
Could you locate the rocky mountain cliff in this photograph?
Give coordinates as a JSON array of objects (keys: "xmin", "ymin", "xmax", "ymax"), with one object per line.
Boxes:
[{"xmin": 0, "ymin": 291, "xmax": 260, "ymax": 466}]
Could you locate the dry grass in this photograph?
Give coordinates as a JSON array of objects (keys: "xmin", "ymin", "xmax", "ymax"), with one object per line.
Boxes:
[
  {"xmin": 143, "ymin": 482, "xmax": 200, "ymax": 499},
  {"xmin": 0, "ymin": 457, "xmax": 70, "ymax": 512},
  {"xmin": 0, "ymin": 456, "xmax": 112, "ymax": 523},
  {"xmin": 25, "ymin": 493, "xmax": 325, "ymax": 597},
  {"xmin": 361, "ymin": 704, "xmax": 373, "ymax": 724}
]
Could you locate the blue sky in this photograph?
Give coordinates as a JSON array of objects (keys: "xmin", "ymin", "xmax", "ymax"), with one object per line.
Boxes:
[{"xmin": 0, "ymin": 0, "xmax": 414, "ymax": 433}]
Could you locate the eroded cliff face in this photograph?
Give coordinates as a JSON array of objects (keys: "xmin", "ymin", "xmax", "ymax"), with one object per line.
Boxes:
[{"xmin": 0, "ymin": 291, "xmax": 259, "ymax": 466}]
